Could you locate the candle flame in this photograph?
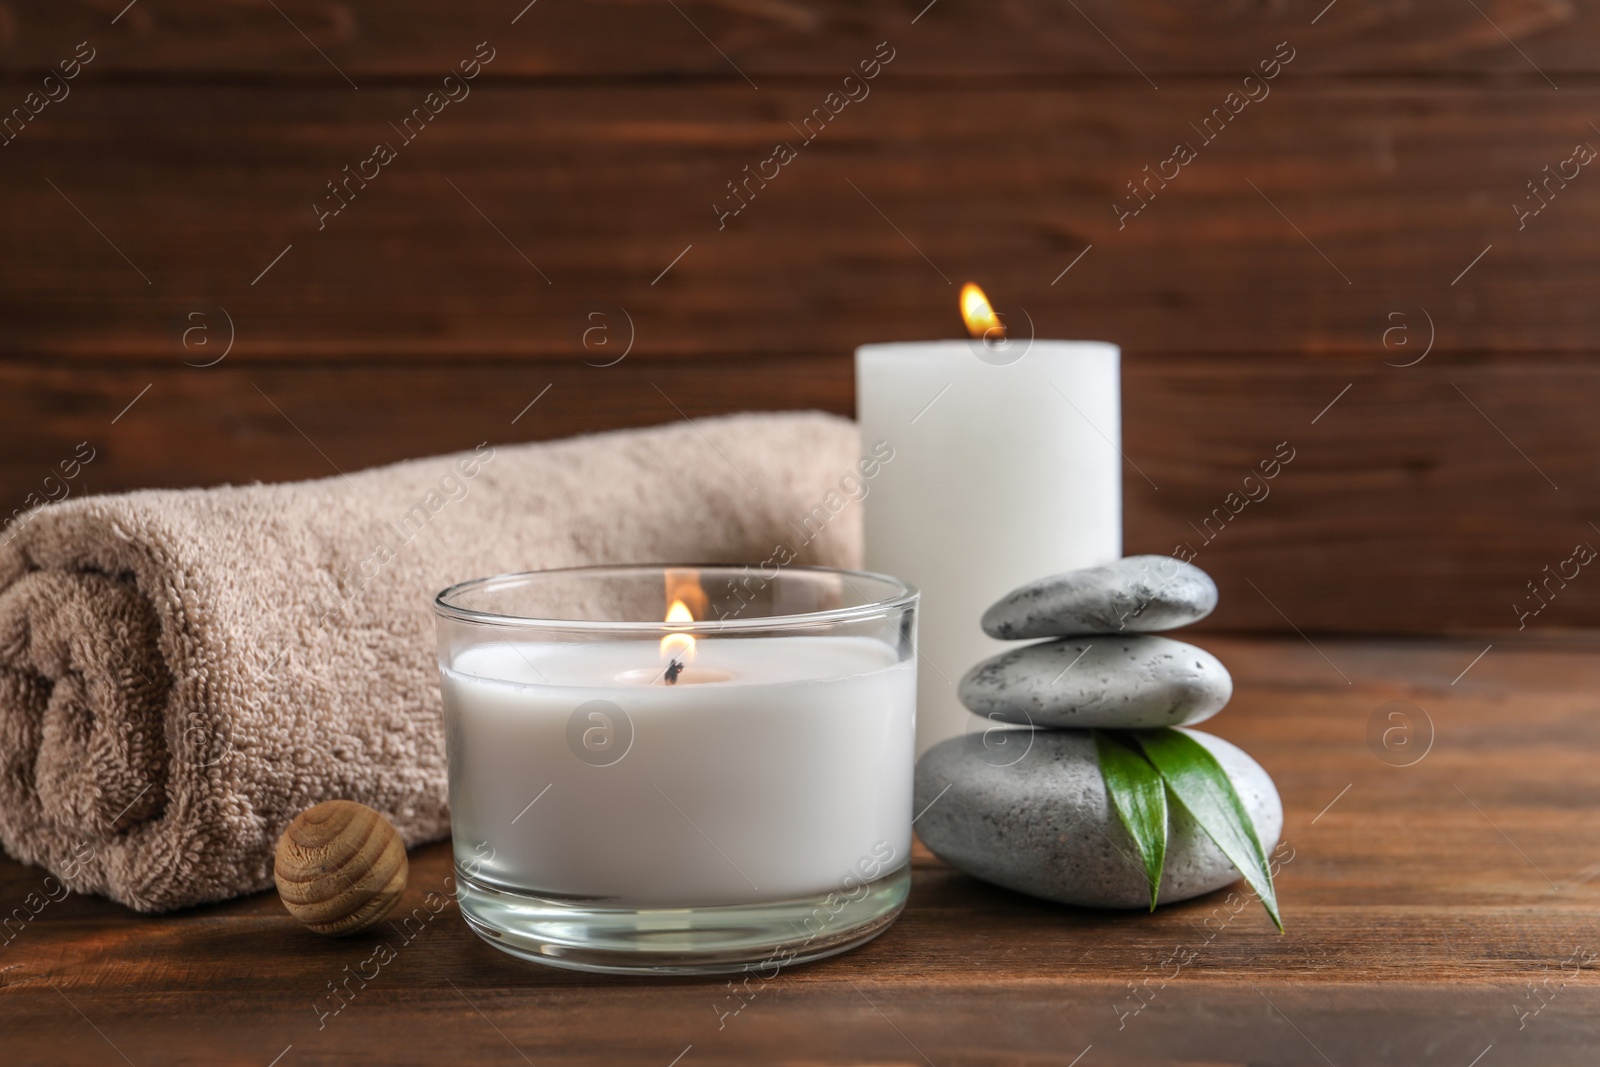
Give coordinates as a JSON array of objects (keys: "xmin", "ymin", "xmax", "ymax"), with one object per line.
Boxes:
[
  {"xmin": 960, "ymin": 282, "xmax": 1005, "ymax": 342},
  {"xmin": 664, "ymin": 567, "xmax": 709, "ymax": 617},
  {"xmin": 661, "ymin": 598, "xmax": 697, "ymax": 663},
  {"xmin": 660, "ymin": 569, "xmax": 704, "ymax": 673}
]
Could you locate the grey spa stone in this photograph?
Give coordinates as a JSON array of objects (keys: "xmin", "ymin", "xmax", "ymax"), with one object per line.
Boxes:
[
  {"xmin": 981, "ymin": 555, "xmax": 1218, "ymax": 640},
  {"xmin": 913, "ymin": 729, "xmax": 1282, "ymax": 909},
  {"xmin": 958, "ymin": 636, "xmax": 1231, "ymax": 729}
]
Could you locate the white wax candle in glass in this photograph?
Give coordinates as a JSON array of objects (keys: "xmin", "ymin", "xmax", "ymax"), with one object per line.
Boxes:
[{"xmin": 433, "ymin": 565, "xmax": 918, "ymax": 975}]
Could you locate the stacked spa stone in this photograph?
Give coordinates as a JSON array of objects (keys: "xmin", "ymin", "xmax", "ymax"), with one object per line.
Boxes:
[{"xmin": 914, "ymin": 556, "xmax": 1283, "ymax": 909}]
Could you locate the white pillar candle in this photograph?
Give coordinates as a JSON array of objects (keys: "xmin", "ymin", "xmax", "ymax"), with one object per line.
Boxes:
[
  {"xmin": 857, "ymin": 338, "xmax": 1122, "ymax": 754},
  {"xmin": 441, "ymin": 635, "xmax": 915, "ymax": 906}
]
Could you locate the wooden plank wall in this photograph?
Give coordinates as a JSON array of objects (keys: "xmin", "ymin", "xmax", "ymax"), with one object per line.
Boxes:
[{"xmin": 2, "ymin": 0, "xmax": 1596, "ymax": 633}]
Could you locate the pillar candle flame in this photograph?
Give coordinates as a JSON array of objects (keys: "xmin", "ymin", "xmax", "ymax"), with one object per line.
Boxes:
[{"xmin": 960, "ymin": 282, "xmax": 1005, "ymax": 342}]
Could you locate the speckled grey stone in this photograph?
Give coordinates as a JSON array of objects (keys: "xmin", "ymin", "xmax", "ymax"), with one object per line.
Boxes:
[
  {"xmin": 913, "ymin": 729, "xmax": 1282, "ymax": 909},
  {"xmin": 958, "ymin": 636, "xmax": 1231, "ymax": 729},
  {"xmin": 982, "ymin": 555, "xmax": 1218, "ymax": 640}
]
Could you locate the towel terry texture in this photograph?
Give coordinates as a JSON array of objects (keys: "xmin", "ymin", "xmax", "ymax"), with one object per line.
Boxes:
[{"xmin": 0, "ymin": 413, "xmax": 863, "ymax": 912}]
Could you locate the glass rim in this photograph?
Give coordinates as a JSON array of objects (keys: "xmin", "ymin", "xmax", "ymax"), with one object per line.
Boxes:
[{"xmin": 432, "ymin": 563, "xmax": 918, "ymax": 634}]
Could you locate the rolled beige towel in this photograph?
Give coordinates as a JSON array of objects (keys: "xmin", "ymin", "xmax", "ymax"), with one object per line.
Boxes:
[{"xmin": 0, "ymin": 413, "xmax": 865, "ymax": 912}]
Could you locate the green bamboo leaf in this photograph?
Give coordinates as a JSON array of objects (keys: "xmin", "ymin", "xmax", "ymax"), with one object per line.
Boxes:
[
  {"xmin": 1133, "ymin": 728, "xmax": 1282, "ymax": 932},
  {"xmin": 1093, "ymin": 729, "xmax": 1168, "ymax": 910}
]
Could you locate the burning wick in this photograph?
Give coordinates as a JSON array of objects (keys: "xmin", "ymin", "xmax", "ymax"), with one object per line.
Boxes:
[
  {"xmin": 960, "ymin": 281, "xmax": 1006, "ymax": 345},
  {"xmin": 660, "ymin": 596, "xmax": 696, "ymax": 685}
]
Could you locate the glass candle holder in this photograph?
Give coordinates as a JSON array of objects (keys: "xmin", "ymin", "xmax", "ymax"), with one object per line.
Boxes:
[{"xmin": 432, "ymin": 564, "xmax": 918, "ymax": 975}]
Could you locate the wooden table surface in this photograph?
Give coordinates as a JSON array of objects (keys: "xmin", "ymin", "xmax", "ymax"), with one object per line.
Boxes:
[{"xmin": 3, "ymin": 633, "xmax": 1598, "ymax": 1066}]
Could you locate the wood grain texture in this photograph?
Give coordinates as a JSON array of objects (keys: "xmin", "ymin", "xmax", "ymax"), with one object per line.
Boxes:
[
  {"xmin": 4, "ymin": 0, "xmax": 1595, "ymax": 78},
  {"xmin": 2, "ymin": 635, "xmax": 1597, "ymax": 1064},
  {"xmin": 3, "ymin": 4, "xmax": 1598, "ymax": 635},
  {"xmin": 1123, "ymin": 355, "xmax": 1600, "ymax": 634},
  {"xmin": 275, "ymin": 801, "xmax": 409, "ymax": 937},
  {"xmin": 4, "ymin": 355, "xmax": 1594, "ymax": 634},
  {"xmin": 2, "ymin": 82, "xmax": 1597, "ymax": 359}
]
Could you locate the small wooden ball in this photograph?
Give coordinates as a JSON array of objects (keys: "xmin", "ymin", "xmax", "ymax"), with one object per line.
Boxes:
[{"xmin": 274, "ymin": 800, "xmax": 408, "ymax": 936}]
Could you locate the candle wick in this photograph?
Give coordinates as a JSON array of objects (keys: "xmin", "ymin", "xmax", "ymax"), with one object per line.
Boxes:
[{"xmin": 664, "ymin": 658, "xmax": 685, "ymax": 685}]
